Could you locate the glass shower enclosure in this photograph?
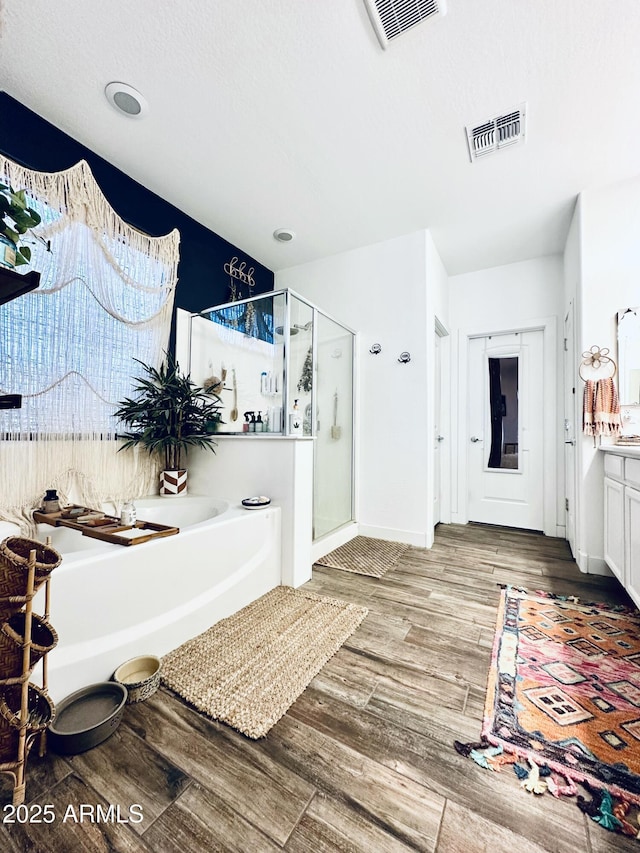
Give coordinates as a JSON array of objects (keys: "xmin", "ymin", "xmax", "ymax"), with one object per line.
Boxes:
[{"xmin": 189, "ymin": 289, "xmax": 355, "ymax": 540}]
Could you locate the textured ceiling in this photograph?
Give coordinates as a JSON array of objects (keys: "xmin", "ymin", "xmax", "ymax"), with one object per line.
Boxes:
[{"xmin": 1, "ymin": 0, "xmax": 639, "ymax": 276}]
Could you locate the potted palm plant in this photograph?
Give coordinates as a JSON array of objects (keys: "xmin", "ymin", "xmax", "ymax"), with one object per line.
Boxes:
[
  {"xmin": 114, "ymin": 352, "xmax": 222, "ymax": 496},
  {"xmin": 0, "ymin": 183, "xmax": 42, "ymax": 270}
]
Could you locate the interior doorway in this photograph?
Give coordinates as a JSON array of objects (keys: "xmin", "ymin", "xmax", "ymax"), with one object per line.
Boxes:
[{"xmin": 467, "ymin": 330, "xmax": 544, "ymax": 530}]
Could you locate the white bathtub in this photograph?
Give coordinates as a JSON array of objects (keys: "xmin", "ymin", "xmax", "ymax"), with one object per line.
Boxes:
[{"xmin": 28, "ymin": 496, "xmax": 281, "ymax": 702}]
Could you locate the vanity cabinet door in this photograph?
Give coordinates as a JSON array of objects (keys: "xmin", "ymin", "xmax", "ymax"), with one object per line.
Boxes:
[
  {"xmin": 604, "ymin": 476, "xmax": 626, "ymax": 584},
  {"xmin": 625, "ymin": 485, "xmax": 640, "ymax": 607}
]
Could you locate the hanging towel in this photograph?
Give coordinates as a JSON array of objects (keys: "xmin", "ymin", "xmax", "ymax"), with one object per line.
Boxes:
[
  {"xmin": 583, "ymin": 377, "xmax": 621, "ymax": 443},
  {"xmin": 583, "ymin": 380, "xmax": 596, "ymax": 436},
  {"xmin": 594, "ymin": 377, "xmax": 621, "ymax": 437}
]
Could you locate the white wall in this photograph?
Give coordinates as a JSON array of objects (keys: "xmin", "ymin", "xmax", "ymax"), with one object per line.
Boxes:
[
  {"xmin": 426, "ymin": 231, "xmax": 451, "ymax": 529},
  {"xmin": 278, "ymin": 230, "xmax": 446, "ymax": 547},
  {"xmin": 186, "ymin": 437, "xmax": 314, "ymax": 588},
  {"xmin": 190, "ymin": 313, "xmax": 285, "ymax": 434},
  {"xmin": 572, "ymin": 175, "xmax": 640, "ymax": 571},
  {"xmin": 448, "ymin": 255, "xmax": 564, "ymax": 533}
]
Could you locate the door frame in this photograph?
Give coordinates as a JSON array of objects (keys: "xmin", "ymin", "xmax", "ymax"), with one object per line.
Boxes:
[
  {"xmin": 433, "ymin": 317, "xmax": 451, "ymax": 528},
  {"xmin": 563, "ymin": 301, "xmax": 577, "ymax": 557},
  {"xmin": 452, "ymin": 315, "xmax": 559, "ymax": 537}
]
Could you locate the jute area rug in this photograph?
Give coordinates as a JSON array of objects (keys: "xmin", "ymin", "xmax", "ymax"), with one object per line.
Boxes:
[
  {"xmin": 455, "ymin": 586, "xmax": 640, "ymax": 842},
  {"xmin": 315, "ymin": 535, "xmax": 409, "ymax": 579},
  {"xmin": 161, "ymin": 586, "xmax": 368, "ymax": 739}
]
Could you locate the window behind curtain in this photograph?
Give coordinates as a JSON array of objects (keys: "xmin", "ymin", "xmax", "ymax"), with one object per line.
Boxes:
[{"xmin": 0, "ymin": 156, "xmax": 179, "ymax": 524}]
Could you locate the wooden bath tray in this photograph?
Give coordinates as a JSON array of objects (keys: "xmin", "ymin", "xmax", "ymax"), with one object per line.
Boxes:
[
  {"xmin": 81, "ymin": 520, "xmax": 179, "ymax": 546},
  {"xmin": 33, "ymin": 506, "xmax": 179, "ymax": 546}
]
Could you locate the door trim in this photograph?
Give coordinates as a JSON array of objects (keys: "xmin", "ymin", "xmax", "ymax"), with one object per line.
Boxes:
[{"xmin": 452, "ymin": 316, "xmax": 558, "ymax": 536}]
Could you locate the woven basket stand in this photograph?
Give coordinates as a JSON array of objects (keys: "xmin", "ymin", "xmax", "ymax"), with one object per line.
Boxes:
[{"xmin": 0, "ymin": 537, "xmax": 58, "ymax": 805}]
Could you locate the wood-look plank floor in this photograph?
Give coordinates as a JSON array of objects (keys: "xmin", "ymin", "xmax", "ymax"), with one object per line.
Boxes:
[{"xmin": 0, "ymin": 523, "xmax": 638, "ymax": 852}]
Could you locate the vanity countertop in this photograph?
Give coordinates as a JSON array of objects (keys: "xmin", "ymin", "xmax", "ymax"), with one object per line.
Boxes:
[{"xmin": 600, "ymin": 444, "xmax": 640, "ymax": 457}]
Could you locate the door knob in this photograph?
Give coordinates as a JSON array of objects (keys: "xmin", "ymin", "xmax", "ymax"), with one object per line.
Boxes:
[
  {"xmin": 565, "ymin": 440, "xmax": 576, "ymax": 446},
  {"xmin": 436, "ymin": 435, "xmax": 445, "ymax": 442},
  {"xmin": 470, "ymin": 436, "xmax": 483, "ymax": 443}
]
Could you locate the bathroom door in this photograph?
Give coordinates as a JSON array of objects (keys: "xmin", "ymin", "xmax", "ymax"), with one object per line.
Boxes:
[{"xmin": 467, "ymin": 330, "xmax": 544, "ymax": 530}]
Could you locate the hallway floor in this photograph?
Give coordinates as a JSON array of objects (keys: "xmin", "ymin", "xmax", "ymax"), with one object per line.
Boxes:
[{"xmin": 0, "ymin": 524, "xmax": 636, "ymax": 852}]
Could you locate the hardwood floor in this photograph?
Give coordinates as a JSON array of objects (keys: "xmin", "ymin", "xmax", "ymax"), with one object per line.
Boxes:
[{"xmin": 0, "ymin": 523, "xmax": 637, "ymax": 852}]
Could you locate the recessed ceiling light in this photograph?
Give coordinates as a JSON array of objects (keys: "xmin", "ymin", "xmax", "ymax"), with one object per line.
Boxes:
[
  {"xmin": 104, "ymin": 82, "xmax": 149, "ymax": 118},
  {"xmin": 273, "ymin": 228, "xmax": 295, "ymax": 243}
]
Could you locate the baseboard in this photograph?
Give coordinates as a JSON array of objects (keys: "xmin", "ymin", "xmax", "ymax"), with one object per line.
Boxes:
[
  {"xmin": 358, "ymin": 523, "xmax": 428, "ymax": 548},
  {"xmin": 577, "ymin": 549, "xmax": 612, "ymax": 577},
  {"xmin": 311, "ymin": 522, "xmax": 359, "ymax": 563}
]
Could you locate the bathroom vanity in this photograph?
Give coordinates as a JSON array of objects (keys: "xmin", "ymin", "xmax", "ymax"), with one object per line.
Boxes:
[{"xmin": 602, "ymin": 446, "xmax": 640, "ymax": 607}]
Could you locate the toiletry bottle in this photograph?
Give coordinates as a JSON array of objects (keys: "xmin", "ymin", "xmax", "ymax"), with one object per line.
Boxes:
[
  {"xmin": 42, "ymin": 489, "xmax": 60, "ymax": 514},
  {"xmin": 256, "ymin": 412, "xmax": 263, "ymax": 433},
  {"xmin": 243, "ymin": 412, "xmax": 251, "ymax": 433},
  {"xmin": 120, "ymin": 500, "xmax": 137, "ymax": 526},
  {"xmin": 249, "ymin": 412, "xmax": 256, "ymax": 433},
  {"xmin": 289, "ymin": 399, "xmax": 303, "ymax": 435}
]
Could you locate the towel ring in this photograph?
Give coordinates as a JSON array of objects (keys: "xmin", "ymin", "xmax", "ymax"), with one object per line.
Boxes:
[{"xmin": 578, "ymin": 345, "xmax": 617, "ymax": 381}]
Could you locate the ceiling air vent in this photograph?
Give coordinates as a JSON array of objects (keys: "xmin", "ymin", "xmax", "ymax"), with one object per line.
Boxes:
[
  {"xmin": 466, "ymin": 104, "xmax": 527, "ymax": 162},
  {"xmin": 364, "ymin": 0, "xmax": 447, "ymax": 49}
]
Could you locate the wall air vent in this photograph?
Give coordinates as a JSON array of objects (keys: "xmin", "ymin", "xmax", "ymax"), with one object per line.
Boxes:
[
  {"xmin": 364, "ymin": 0, "xmax": 447, "ymax": 49},
  {"xmin": 465, "ymin": 104, "xmax": 527, "ymax": 162}
]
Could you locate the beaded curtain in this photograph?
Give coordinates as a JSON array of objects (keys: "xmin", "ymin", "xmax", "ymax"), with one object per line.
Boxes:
[{"xmin": 0, "ymin": 155, "xmax": 180, "ymax": 530}]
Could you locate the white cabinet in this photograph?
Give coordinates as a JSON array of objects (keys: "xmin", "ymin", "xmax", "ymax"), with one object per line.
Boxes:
[
  {"xmin": 603, "ymin": 449, "xmax": 640, "ymax": 608},
  {"xmin": 626, "ymin": 484, "xmax": 640, "ymax": 606},
  {"xmin": 604, "ymin": 476, "xmax": 625, "ymax": 583}
]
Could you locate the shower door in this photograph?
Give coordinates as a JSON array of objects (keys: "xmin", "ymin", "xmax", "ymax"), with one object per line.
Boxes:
[{"xmin": 313, "ymin": 313, "xmax": 355, "ymax": 540}]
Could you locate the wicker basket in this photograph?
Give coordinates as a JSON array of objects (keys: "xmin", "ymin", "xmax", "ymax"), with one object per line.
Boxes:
[
  {"xmin": 0, "ymin": 613, "xmax": 58, "ymax": 681},
  {"xmin": 0, "ymin": 537, "xmax": 62, "ymax": 622},
  {"xmin": 0, "ymin": 683, "xmax": 55, "ymax": 763},
  {"xmin": 113, "ymin": 655, "xmax": 161, "ymax": 704}
]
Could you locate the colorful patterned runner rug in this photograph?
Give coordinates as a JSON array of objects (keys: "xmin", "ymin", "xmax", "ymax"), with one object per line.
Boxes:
[{"xmin": 455, "ymin": 586, "xmax": 640, "ymax": 840}]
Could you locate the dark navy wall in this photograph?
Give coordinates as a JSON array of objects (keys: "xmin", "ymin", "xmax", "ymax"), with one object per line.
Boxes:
[{"xmin": 0, "ymin": 93, "xmax": 274, "ymax": 314}]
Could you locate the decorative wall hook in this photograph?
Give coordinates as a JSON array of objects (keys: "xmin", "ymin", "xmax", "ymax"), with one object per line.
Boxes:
[
  {"xmin": 369, "ymin": 343, "xmax": 382, "ymax": 355},
  {"xmin": 398, "ymin": 351, "xmax": 411, "ymax": 364},
  {"xmin": 578, "ymin": 345, "xmax": 617, "ymax": 381},
  {"xmin": 223, "ymin": 256, "xmax": 256, "ymax": 287}
]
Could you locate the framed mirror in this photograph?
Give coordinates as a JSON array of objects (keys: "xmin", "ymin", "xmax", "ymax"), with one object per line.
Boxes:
[{"xmin": 618, "ymin": 308, "xmax": 640, "ymax": 405}]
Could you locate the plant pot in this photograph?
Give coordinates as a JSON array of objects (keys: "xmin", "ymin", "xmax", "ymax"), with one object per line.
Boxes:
[
  {"xmin": 160, "ymin": 469, "xmax": 187, "ymax": 497},
  {"xmin": 0, "ymin": 235, "xmax": 17, "ymax": 270}
]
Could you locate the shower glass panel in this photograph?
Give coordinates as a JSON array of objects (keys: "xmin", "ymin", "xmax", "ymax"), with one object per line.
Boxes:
[
  {"xmin": 488, "ymin": 356, "xmax": 519, "ymax": 470},
  {"xmin": 313, "ymin": 313, "xmax": 354, "ymax": 539},
  {"xmin": 190, "ymin": 288, "xmax": 356, "ymax": 541},
  {"xmin": 287, "ymin": 294, "xmax": 314, "ymax": 436},
  {"xmin": 190, "ymin": 292, "xmax": 286, "ymax": 433}
]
